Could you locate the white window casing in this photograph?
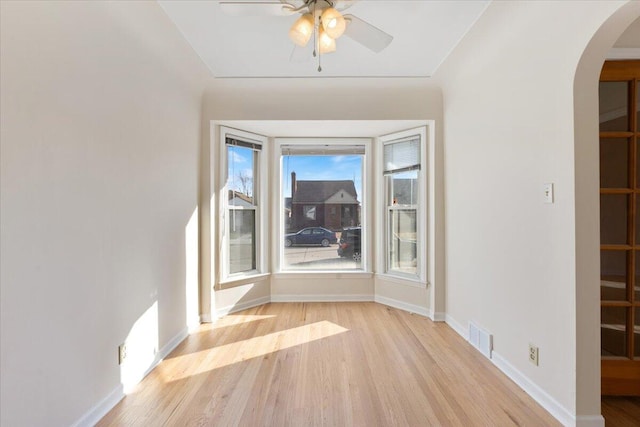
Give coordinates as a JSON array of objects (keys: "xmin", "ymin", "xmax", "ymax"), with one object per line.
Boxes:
[
  {"xmin": 219, "ymin": 126, "xmax": 268, "ymax": 284},
  {"xmin": 274, "ymin": 138, "xmax": 371, "ymax": 274},
  {"xmin": 378, "ymin": 127, "xmax": 427, "ymax": 283}
]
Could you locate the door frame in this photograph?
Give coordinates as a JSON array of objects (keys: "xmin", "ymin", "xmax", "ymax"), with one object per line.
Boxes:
[{"xmin": 599, "ymin": 59, "xmax": 640, "ymax": 396}]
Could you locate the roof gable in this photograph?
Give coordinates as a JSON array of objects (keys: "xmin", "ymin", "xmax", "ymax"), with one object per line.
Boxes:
[
  {"xmin": 292, "ymin": 180, "xmax": 358, "ymax": 203},
  {"xmin": 325, "ymin": 190, "xmax": 358, "ymax": 205},
  {"xmin": 228, "ymin": 190, "xmax": 254, "ymax": 206}
]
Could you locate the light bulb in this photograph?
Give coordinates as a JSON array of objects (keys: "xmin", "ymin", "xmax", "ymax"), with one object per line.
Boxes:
[
  {"xmin": 321, "ymin": 8, "xmax": 346, "ymax": 39},
  {"xmin": 318, "ymin": 27, "xmax": 336, "ymax": 54},
  {"xmin": 288, "ymin": 14, "xmax": 314, "ymax": 47}
]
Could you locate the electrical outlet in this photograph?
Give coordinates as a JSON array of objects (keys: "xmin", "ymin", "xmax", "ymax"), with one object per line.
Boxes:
[
  {"xmin": 529, "ymin": 344, "xmax": 539, "ymax": 366},
  {"xmin": 118, "ymin": 343, "xmax": 127, "ymax": 365}
]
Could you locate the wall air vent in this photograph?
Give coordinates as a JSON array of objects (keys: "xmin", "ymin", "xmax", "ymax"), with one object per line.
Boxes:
[{"xmin": 469, "ymin": 321, "xmax": 493, "ymax": 359}]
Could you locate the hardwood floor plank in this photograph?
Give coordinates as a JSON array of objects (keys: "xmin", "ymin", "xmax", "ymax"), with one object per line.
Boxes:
[{"xmin": 98, "ymin": 302, "xmax": 562, "ymax": 427}]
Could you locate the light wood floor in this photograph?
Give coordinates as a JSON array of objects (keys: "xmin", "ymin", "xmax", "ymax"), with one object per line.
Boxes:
[{"xmin": 98, "ymin": 302, "xmax": 561, "ymax": 426}]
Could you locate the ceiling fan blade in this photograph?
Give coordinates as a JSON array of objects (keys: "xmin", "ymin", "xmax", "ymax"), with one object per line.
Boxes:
[
  {"xmin": 343, "ymin": 14, "xmax": 393, "ymax": 53},
  {"xmin": 333, "ymin": 0, "xmax": 359, "ymax": 12},
  {"xmin": 219, "ymin": 1, "xmax": 296, "ymax": 16}
]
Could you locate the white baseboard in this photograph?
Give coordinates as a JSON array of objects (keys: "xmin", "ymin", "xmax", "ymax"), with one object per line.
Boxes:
[
  {"xmin": 443, "ymin": 314, "xmax": 604, "ymax": 427},
  {"xmin": 374, "ymin": 295, "xmax": 429, "ymax": 317},
  {"xmin": 231, "ymin": 295, "xmax": 432, "ymax": 320},
  {"xmin": 445, "ymin": 314, "xmax": 468, "ymax": 340},
  {"xmin": 431, "ymin": 311, "xmax": 446, "ymax": 322},
  {"xmin": 271, "ymin": 294, "xmax": 373, "ymax": 303},
  {"xmin": 491, "ymin": 351, "xmax": 586, "ymax": 427},
  {"xmin": 157, "ymin": 327, "xmax": 189, "ymax": 364},
  {"xmin": 445, "ymin": 314, "xmax": 609, "ymax": 426},
  {"xmin": 72, "ymin": 327, "xmax": 189, "ymax": 426},
  {"xmin": 216, "ymin": 296, "xmax": 271, "ymax": 317},
  {"xmin": 126, "ymin": 327, "xmax": 188, "ymax": 392},
  {"xmin": 71, "ymin": 384, "xmax": 124, "ymax": 427},
  {"xmin": 200, "ymin": 313, "xmax": 213, "ymax": 323}
]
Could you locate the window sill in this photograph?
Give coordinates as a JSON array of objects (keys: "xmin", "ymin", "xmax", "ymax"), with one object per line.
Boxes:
[
  {"xmin": 374, "ymin": 273, "xmax": 428, "ymax": 289},
  {"xmin": 217, "ymin": 272, "xmax": 271, "ymax": 290},
  {"xmin": 273, "ymin": 271, "xmax": 373, "ymax": 280}
]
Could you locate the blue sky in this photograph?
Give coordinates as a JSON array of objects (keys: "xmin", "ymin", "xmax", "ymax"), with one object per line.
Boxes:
[
  {"xmin": 227, "ymin": 145, "xmax": 255, "ymax": 195},
  {"xmin": 282, "ymin": 155, "xmax": 363, "ymax": 199},
  {"xmin": 227, "ymin": 146, "xmax": 363, "ymax": 200}
]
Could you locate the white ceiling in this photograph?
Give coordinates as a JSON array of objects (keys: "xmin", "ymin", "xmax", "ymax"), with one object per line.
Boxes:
[{"xmin": 158, "ymin": 0, "xmax": 490, "ymax": 78}]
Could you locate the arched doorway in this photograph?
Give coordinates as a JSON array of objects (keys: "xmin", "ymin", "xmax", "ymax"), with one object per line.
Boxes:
[{"xmin": 574, "ymin": 1, "xmax": 640, "ymax": 420}]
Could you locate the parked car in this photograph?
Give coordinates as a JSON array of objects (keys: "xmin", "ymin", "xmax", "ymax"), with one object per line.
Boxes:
[
  {"xmin": 337, "ymin": 227, "xmax": 361, "ymax": 261},
  {"xmin": 284, "ymin": 227, "xmax": 337, "ymax": 247}
]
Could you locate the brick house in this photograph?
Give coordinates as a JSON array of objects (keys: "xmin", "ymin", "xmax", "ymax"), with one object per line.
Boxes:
[{"xmin": 289, "ymin": 172, "xmax": 360, "ymax": 231}]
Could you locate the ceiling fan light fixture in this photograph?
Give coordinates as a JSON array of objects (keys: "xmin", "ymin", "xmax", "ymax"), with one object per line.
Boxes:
[
  {"xmin": 321, "ymin": 7, "xmax": 346, "ymax": 39},
  {"xmin": 318, "ymin": 27, "xmax": 336, "ymax": 54},
  {"xmin": 288, "ymin": 13, "xmax": 314, "ymax": 47}
]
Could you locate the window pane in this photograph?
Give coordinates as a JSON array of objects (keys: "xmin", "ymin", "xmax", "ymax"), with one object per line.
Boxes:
[
  {"xmin": 637, "ymin": 195, "xmax": 640, "ymax": 245},
  {"xmin": 282, "ymin": 153, "xmax": 363, "ymax": 271},
  {"xmin": 389, "ymin": 170, "xmax": 419, "ymax": 206},
  {"xmin": 600, "ymin": 194, "xmax": 628, "ymax": 245},
  {"xmin": 599, "ymin": 138, "xmax": 628, "ymax": 188},
  {"xmin": 229, "ymin": 210, "xmax": 255, "ymax": 274},
  {"xmin": 637, "ymin": 140, "xmax": 640, "ymax": 188},
  {"xmin": 384, "ymin": 137, "xmax": 420, "ymax": 173},
  {"xmin": 633, "ymin": 307, "xmax": 640, "ymax": 358},
  {"xmin": 636, "ymin": 82, "xmax": 639, "ymax": 130},
  {"xmin": 303, "ymin": 205, "xmax": 316, "ymax": 220},
  {"xmin": 601, "ymin": 250, "xmax": 628, "ymax": 301},
  {"xmin": 601, "ymin": 306, "xmax": 627, "ymax": 357},
  {"xmin": 599, "ymin": 81, "xmax": 629, "ymax": 132},
  {"xmin": 635, "ymin": 251, "xmax": 640, "ymax": 302},
  {"xmin": 389, "ymin": 209, "xmax": 417, "ymax": 275},
  {"xmin": 227, "ymin": 145, "xmax": 255, "ymax": 206},
  {"xmin": 635, "ymin": 307, "xmax": 639, "ymax": 358}
]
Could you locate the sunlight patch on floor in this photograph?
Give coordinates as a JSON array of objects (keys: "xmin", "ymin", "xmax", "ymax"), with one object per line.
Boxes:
[
  {"xmin": 209, "ymin": 314, "xmax": 277, "ymax": 329},
  {"xmin": 160, "ymin": 320, "xmax": 348, "ymax": 382}
]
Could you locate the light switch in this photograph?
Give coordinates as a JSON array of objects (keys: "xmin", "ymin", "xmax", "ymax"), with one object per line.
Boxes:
[{"xmin": 544, "ymin": 183, "xmax": 554, "ymax": 204}]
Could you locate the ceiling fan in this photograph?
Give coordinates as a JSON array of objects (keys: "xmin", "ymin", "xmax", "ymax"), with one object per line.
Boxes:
[{"xmin": 219, "ymin": 0, "xmax": 393, "ymax": 72}]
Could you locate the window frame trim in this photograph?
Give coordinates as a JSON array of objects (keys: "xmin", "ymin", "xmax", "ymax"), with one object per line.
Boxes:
[
  {"xmin": 219, "ymin": 126, "xmax": 268, "ymax": 284},
  {"xmin": 377, "ymin": 127, "xmax": 428, "ymax": 283},
  {"xmin": 273, "ymin": 137, "xmax": 372, "ymax": 274}
]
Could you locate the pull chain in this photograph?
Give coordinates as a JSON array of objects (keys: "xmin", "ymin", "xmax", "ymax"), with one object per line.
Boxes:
[
  {"xmin": 317, "ymin": 9, "xmax": 322, "ymax": 72},
  {"xmin": 312, "ymin": 0, "xmax": 317, "ymax": 58},
  {"xmin": 313, "ymin": 0, "xmax": 322, "ymax": 72}
]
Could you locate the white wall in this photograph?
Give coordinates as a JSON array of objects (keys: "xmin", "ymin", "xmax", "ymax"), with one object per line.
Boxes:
[
  {"xmin": 215, "ymin": 278, "xmax": 271, "ymax": 317},
  {"xmin": 374, "ymin": 277, "xmax": 430, "ymax": 317},
  {"xmin": 200, "ymin": 79, "xmax": 445, "ymax": 319},
  {"xmin": 0, "ymin": 2, "xmax": 208, "ymax": 426},
  {"xmin": 435, "ymin": 0, "xmax": 638, "ymax": 424}
]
